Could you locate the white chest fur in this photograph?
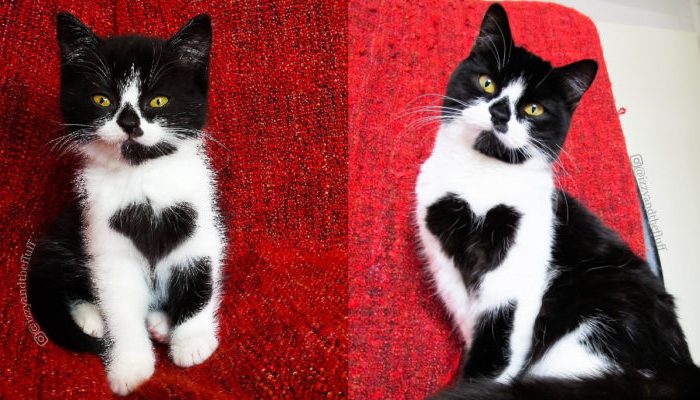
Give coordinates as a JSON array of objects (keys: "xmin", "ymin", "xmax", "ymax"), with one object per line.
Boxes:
[
  {"xmin": 79, "ymin": 142, "xmax": 214, "ymax": 217},
  {"xmin": 416, "ymin": 122, "xmax": 556, "ymax": 380}
]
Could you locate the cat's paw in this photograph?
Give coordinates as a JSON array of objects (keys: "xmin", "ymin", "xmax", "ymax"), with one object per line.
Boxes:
[
  {"xmin": 106, "ymin": 350, "xmax": 155, "ymax": 396},
  {"xmin": 69, "ymin": 301, "xmax": 104, "ymax": 338},
  {"xmin": 146, "ymin": 311, "xmax": 171, "ymax": 344},
  {"xmin": 170, "ymin": 329, "xmax": 218, "ymax": 368}
]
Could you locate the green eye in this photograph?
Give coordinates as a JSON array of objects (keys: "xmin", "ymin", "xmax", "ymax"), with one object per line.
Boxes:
[
  {"xmin": 149, "ymin": 96, "xmax": 169, "ymax": 108},
  {"xmin": 92, "ymin": 95, "xmax": 111, "ymax": 107},
  {"xmin": 524, "ymin": 103, "xmax": 544, "ymax": 116},
  {"xmin": 479, "ymin": 75, "xmax": 496, "ymax": 94}
]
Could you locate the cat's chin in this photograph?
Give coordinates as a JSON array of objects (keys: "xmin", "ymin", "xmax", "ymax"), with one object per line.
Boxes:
[
  {"xmin": 473, "ymin": 130, "xmax": 530, "ymax": 164},
  {"xmin": 120, "ymin": 140, "xmax": 177, "ymax": 165}
]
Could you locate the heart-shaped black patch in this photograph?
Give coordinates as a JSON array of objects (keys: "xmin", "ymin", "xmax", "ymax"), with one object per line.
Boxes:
[
  {"xmin": 426, "ymin": 193, "xmax": 521, "ymax": 288},
  {"xmin": 109, "ymin": 201, "xmax": 197, "ymax": 267}
]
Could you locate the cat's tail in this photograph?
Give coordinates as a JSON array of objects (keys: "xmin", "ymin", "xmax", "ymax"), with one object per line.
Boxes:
[
  {"xmin": 26, "ymin": 206, "xmax": 104, "ymax": 354},
  {"xmin": 428, "ymin": 367, "xmax": 700, "ymax": 400}
]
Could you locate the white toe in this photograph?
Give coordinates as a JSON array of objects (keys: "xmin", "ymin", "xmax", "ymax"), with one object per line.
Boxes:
[
  {"xmin": 69, "ymin": 301, "xmax": 105, "ymax": 338},
  {"xmin": 107, "ymin": 350, "xmax": 155, "ymax": 396},
  {"xmin": 170, "ymin": 330, "xmax": 218, "ymax": 368},
  {"xmin": 146, "ymin": 311, "xmax": 171, "ymax": 343}
]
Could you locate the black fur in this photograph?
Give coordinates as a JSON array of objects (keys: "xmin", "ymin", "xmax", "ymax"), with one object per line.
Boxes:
[
  {"xmin": 443, "ymin": 3, "xmax": 597, "ymax": 164},
  {"xmin": 56, "ymin": 12, "xmax": 212, "ymax": 160},
  {"xmin": 522, "ymin": 191, "xmax": 694, "ymax": 373},
  {"xmin": 109, "ymin": 201, "xmax": 197, "ymax": 267},
  {"xmin": 120, "ymin": 140, "xmax": 177, "ymax": 165},
  {"xmin": 26, "ymin": 204, "xmax": 103, "ymax": 353},
  {"xmin": 427, "ymin": 4, "xmax": 699, "ymax": 398},
  {"xmin": 429, "ymin": 369, "xmax": 700, "ymax": 400},
  {"xmin": 425, "ymin": 194, "xmax": 521, "ymax": 289},
  {"xmin": 165, "ymin": 257, "xmax": 213, "ymax": 326},
  {"xmin": 462, "ymin": 302, "xmax": 516, "ymax": 380}
]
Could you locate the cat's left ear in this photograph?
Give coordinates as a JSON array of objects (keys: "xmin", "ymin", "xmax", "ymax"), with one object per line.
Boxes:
[
  {"xmin": 556, "ymin": 59, "xmax": 598, "ymax": 109},
  {"xmin": 168, "ymin": 15, "xmax": 212, "ymax": 67}
]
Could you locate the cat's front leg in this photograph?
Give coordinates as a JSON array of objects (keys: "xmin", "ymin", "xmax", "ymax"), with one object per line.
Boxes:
[
  {"xmin": 165, "ymin": 256, "xmax": 220, "ymax": 368},
  {"xmin": 92, "ymin": 241, "xmax": 155, "ymax": 395}
]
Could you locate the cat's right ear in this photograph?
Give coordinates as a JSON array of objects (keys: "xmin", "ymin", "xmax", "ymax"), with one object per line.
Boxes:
[
  {"xmin": 471, "ymin": 3, "xmax": 513, "ymax": 58},
  {"xmin": 56, "ymin": 12, "xmax": 99, "ymax": 63}
]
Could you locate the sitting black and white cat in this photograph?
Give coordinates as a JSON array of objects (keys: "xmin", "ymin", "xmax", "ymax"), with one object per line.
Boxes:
[
  {"xmin": 28, "ymin": 13, "xmax": 225, "ymax": 395},
  {"xmin": 416, "ymin": 4, "xmax": 699, "ymax": 399}
]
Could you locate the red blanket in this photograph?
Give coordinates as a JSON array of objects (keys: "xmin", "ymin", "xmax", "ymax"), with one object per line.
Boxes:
[
  {"xmin": 0, "ymin": 0, "xmax": 346, "ymax": 398},
  {"xmin": 349, "ymin": 1, "xmax": 643, "ymax": 398}
]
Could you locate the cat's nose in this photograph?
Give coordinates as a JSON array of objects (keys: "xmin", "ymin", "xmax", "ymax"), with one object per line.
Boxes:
[
  {"xmin": 489, "ymin": 98, "xmax": 510, "ymax": 132},
  {"xmin": 116, "ymin": 105, "xmax": 143, "ymax": 138}
]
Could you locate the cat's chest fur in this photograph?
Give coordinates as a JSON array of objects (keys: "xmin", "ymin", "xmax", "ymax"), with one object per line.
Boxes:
[
  {"xmin": 416, "ymin": 127, "xmax": 556, "ymax": 354},
  {"xmin": 80, "ymin": 145, "xmax": 211, "ymax": 213},
  {"xmin": 79, "ymin": 145, "xmax": 216, "ymax": 267}
]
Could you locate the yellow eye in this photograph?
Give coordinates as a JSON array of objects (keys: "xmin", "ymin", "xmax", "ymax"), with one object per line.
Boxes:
[
  {"xmin": 92, "ymin": 95, "xmax": 111, "ymax": 107},
  {"xmin": 149, "ymin": 96, "xmax": 169, "ymax": 108},
  {"xmin": 479, "ymin": 74, "xmax": 496, "ymax": 94},
  {"xmin": 524, "ymin": 103, "xmax": 544, "ymax": 116}
]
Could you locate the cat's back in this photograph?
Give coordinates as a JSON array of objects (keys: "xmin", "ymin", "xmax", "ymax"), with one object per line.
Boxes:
[{"xmin": 533, "ymin": 190, "xmax": 695, "ymax": 373}]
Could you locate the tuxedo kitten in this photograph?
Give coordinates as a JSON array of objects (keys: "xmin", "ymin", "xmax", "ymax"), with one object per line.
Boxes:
[
  {"xmin": 416, "ymin": 4, "xmax": 699, "ymax": 399},
  {"xmin": 27, "ymin": 13, "xmax": 225, "ymax": 395}
]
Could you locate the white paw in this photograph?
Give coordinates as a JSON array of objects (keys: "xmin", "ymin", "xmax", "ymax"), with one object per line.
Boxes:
[
  {"xmin": 146, "ymin": 311, "xmax": 171, "ymax": 344},
  {"xmin": 170, "ymin": 330, "xmax": 218, "ymax": 368},
  {"xmin": 107, "ymin": 351, "xmax": 155, "ymax": 396},
  {"xmin": 69, "ymin": 301, "xmax": 104, "ymax": 338}
]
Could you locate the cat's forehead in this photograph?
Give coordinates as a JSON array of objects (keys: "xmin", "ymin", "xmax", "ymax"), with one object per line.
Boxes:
[
  {"xmin": 99, "ymin": 36, "xmax": 170, "ymax": 82},
  {"xmin": 474, "ymin": 45, "xmax": 555, "ymax": 89}
]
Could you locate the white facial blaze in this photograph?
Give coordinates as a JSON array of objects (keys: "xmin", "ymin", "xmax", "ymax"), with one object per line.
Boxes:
[
  {"xmin": 458, "ymin": 76, "xmax": 534, "ymax": 152},
  {"xmin": 92, "ymin": 66, "xmax": 169, "ymax": 150},
  {"xmin": 494, "ymin": 77, "xmax": 529, "ymax": 150}
]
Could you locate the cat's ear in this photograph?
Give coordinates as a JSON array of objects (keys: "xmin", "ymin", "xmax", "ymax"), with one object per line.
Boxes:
[
  {"xmin": 168, "ymin": 15, "xmax": 212, "ymax": 67},
  {"xmin": 471, "ymin": 3, "xmax": 513, "ymax": 58},
  {"xmin": 56, "ymin": 12, "xmax": 100, "ymax": 63},
  {"xmin": 556, "ymin": 59, "xmax": 598, "ymax": 108}
]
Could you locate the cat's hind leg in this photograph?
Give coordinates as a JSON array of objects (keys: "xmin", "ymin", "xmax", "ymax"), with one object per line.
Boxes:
[
  {"xmin": 70, "ymin": 300, "xmax": 105, "ymax": 338},
  {"xmin": 146, "ymin": 310, "xmax": 171, "ymax": 344}
]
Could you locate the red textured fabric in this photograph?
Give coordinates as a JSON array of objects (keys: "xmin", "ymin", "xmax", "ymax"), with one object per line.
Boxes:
[
  {"xmin": 0, "ymin": 0, "xmax": 346, "ymax": 398},
  {"xmin": 349, "ymin": 1, "xmax": 643, "ymax": 398}
]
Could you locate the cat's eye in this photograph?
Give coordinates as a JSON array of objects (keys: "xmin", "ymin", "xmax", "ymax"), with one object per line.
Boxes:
[
  {"xmin": 479, "ymin": 75, "xmax": 496, "ymax": 94},
  {"xmin": 92, "ymin": 95, "xmax": 111, "ymax": 107},
  {"xmin": 524, "ymin": 103, "xmax": 544, "ymax": 116},
  {"xmin": 149, "ymin": 96, "xmax": 169, "ymax": 108}
]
